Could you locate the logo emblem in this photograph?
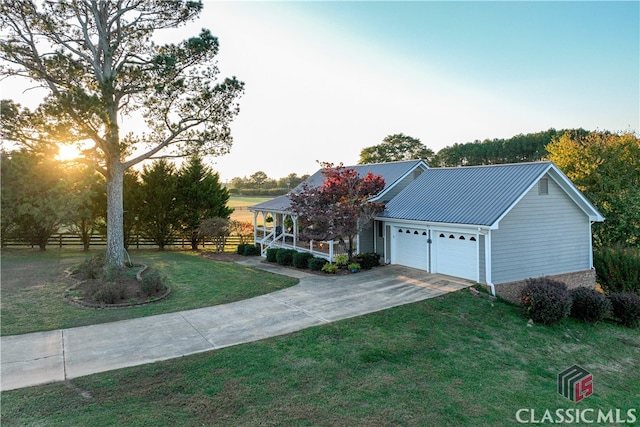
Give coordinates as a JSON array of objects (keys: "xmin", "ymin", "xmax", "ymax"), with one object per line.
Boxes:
[{"xmin": 558, "ymin": 365, "xmax": 593, "ymax": 402}]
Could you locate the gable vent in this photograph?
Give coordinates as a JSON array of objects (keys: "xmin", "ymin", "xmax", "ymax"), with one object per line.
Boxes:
[{"xmin": 539, "ymin": 178, "xmax": 549, "ymax": 195}]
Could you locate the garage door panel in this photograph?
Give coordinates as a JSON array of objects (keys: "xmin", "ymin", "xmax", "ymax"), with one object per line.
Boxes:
[
  {"xmin": 393, "ymin": 227, "xmax": 429, "ymax": 271},
  {"xmin": 435, "ymin": 232, "xmax": 477, "ymax": 281}
]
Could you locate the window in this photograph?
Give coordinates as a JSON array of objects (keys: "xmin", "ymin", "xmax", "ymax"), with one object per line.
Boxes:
[
  {"xmin": 470, "ymin": 237, "xmax": 477, "ymax": 241},
  {"xmin": 439, "ymin": 233, "xmax": 445, "ymax": 238},
  {"xmin": 539, "ymin": 178, "xmax": 548, "ymax": 195},
  {"xmin": 422, "ymin": 232, "xmax": 427, "ymax": 236},
  {"xmin": 459, "ymin": 236, "xmax": 465, "ymax": 240},
  {"xmin": 406, "ymin": 230, "xmax": 411, "ymax": 233},
  {"xmin": 414, "ymin": 230, "xmax": 419, "ymax": 235},
  {"xmin": 398, "ymin": 229, "xmax": 403, "ymax": 233},
  {"xmin": 378, "ymin": 222, "xmax": 383, "ymax": 237},
  {"xmin": 449, "ymin": 234, "xmax": 455, "ymax": 239}
]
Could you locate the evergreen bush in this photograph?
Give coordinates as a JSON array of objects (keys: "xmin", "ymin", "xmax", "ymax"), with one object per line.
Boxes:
[
  {"xmin": 308, "ymin": 257, "xmax": 328, "ymax": 271},
  {"xmin": 292, "ymin": 251, "xmax": 314, "ymax": 269},
  {"xmin": 242, "ymin": 244, "xmax": 260, "ymax": 256},
  {"xmin": 594, "ymin": 246, "xmax": 640, "ymax": 294},
  {"xmin": 266, "ymin": 248, "xmax": 279, "ymax": 262},
  {"xmin": 569, "ymin": 287, "xmax": 611, "ymax": 323},
  {"xmin": 354, "ymin": 253, "xmax": 380, "ymax": 270},
  {"xmin": 520, "ymin": 278, "xmax": 571, "ymax": 325},
  {"xmin": 276, "ymin": 249, "xmax": 296, "ymax": 266},
  {"xmin": 608, "ymin": 292, "xmax": 640, "ymax": 328}
]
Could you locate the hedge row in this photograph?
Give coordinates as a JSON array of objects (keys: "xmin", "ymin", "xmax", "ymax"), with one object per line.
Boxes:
[{"xmin": 520, "ymin": 278, "xmax": 639, "ymax": 328}]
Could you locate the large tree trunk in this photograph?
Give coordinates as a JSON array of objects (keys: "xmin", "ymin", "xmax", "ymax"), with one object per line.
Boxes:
[{"xmin": 106, "ymin": 161, "xmax": 126, "ymax": 267}]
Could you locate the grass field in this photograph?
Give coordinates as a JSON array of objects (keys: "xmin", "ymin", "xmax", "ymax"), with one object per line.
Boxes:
[
  {"xmin": 228, "ymin": 196, "xmax": 270, "ymax": 223},
  {"xmin": 1, "ymin": 249, "xmax": 639, "ymax": 425},
  {"xmin": 0, "ymin": 248, "xmax": 297, "ymax": 336}
]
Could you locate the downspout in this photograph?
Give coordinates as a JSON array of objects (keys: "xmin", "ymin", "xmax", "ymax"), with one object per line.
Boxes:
[{"xmin": 485, "ymin": 230, "xmax": 496, "ymax": 296}]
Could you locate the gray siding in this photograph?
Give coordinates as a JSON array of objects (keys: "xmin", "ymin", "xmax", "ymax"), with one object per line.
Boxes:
[
  {"xmin": 358, "ymin": 221, "xmax": 375, "ymax": 253},
  {"xmin": 491, "ymin": 176, "xmax": 592, "ymax": 284},
  {"xmin": 478, "ymin": 234, "xmax": 486, "ymax": 284}
]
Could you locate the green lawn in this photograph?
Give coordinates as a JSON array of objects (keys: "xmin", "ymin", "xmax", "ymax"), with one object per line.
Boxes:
[
  {"xmin": 0, "ymin": 248, "xmax": 297, "ymax": 336},
  {"xmin": 228, "ymin": 196, "xmax": 270, "ymax": 223},
  {"xmin": 2, "ymin": 281, "xmax": 638, "ymax": 426}
]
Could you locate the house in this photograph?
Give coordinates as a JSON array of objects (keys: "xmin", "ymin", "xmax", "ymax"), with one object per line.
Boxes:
[{"xmin": 249, "ymin": 160, "xmax": 604, "ymax": 300}]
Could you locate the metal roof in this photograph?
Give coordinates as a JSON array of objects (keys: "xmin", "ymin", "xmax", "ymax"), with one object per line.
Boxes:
[
  {"xmin": 379, "ymin": 162, "xmax": 555, "ymax": 226},
  {"xmin": 250, "ymin": 160, "xmax": 427, "ymax": 212}
]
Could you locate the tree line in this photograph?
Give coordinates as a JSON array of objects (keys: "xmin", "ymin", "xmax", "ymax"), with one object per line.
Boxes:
[
  {"xmin": 1, "ymin": 152, "xmax": 251, "ymax": 251},
  {"xmin": 228, "ymin": 171, "xmax": 310, "ymax": 196},
  {"xmin": 356, "ymin": 130, "xmax": 639, "ymax": 248}
]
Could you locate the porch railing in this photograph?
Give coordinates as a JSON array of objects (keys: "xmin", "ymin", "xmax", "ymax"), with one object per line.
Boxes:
[{"xmin": 255, "ymin": 232, "xmax": 347, "ymax": 261}]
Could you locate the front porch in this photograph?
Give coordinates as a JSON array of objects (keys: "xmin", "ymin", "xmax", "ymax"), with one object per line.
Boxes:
[{"xmin": 252, "ymin": 210, "xmax": 348, "ymax": 261}]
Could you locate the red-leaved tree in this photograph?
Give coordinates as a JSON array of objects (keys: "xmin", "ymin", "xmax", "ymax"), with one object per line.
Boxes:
[{"xmin": 289, "ymin": 163, "xmax": 385, "ymax": 259}]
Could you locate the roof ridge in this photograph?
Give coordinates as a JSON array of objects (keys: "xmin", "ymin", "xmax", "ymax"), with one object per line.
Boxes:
[{"xmin": 429, "ymin": 161, "xmax": 551, "ymax": 171}]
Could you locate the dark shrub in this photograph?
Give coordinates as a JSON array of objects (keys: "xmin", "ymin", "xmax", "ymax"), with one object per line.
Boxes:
[
  {"xmin": 266, "ymin": 248, "xmax": 279, "ymax": 263},
  {"xmin": 520, "ymin": 278, "xmax": 571, "ymax": 325},
  {"xmin": 292, "ymin": 251, "xmax": 314, "ymax": 269},
  {"xmin": 308, "ymin": 257, "xmax": 328, "ymax": 271},
  {"xmin": 92, "ymin": 282, "xmax": 126, "ymax": 304},
  {"xmin": 609, "ymin": 292, "xmax": 640, "ymax": 328},
  {"xmin": 354, "ymin": 253, "xmax": 380, "ymax": 270},
  {"xmin": 141, "ymin": 270, "xmax": 166, "ymax": 296},
  {"xmin": 242, "ymin": 244, "xmax": 261, "ymax": 256},
  {"xmin": 569, "ymin": 287, "xmax": 611, "ymax": 323},
  {"xmin": 594, "ymin": 246, "xmax": 640, "ymax": 294},
  {"xmin": 237, "ymin": 244, "xmax": 250, "ymax": 255},
  {"xmin": 276, "ymin": 249, "xmax": 295, "ymax": 266}
]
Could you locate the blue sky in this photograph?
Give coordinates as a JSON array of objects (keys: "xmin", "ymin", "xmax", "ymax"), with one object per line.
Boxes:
[
  {"xmin": 198, "ymin": 1, "xmax": 638, "ymax": 181},
  {"xmin": 2, "ymin": 1, "xmax": 638, "ymax": 182}
]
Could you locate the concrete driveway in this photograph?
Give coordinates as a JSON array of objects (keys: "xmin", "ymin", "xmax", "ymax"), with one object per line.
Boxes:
[{"xmin": 0, "ymin": 259, "xmax": 471, "ymax": 391}]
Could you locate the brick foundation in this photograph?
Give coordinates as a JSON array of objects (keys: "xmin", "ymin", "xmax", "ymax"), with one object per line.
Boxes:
[{"xmin": 494, "ymin": 269, "xmax": 597, "ymax": 305}]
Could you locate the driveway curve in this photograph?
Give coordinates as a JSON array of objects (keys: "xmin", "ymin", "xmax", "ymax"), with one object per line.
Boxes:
[{"xmin": 0, "ymin": 258, "xmax": 471, "ymax": 391}]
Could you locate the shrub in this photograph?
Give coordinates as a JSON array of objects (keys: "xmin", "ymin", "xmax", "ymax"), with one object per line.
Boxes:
[
  {"xmin": 266, "ymin": 248, "xmax": 279, "ymax": 262},
  {"xmin": 237, "ymin": 243, "xmax": 260, "ymax": 256},
  {"xmin": 308, "ymin": 257, "xmax": 328, "ymax": 271},
  {"xmin": 92, "ymin": 282, "xmax": 126, "ymax": 304},
  {"xmin": 76, "ymin": 253, "xmax": 106, "ymax": 279},
  {"xmin": 520, "ymin": 278, "xmax": 571, "ymax": 325},
  {"xmin": 276, "ymin": 249, "xmax": 296, "ymax": 266},
  {"xmin": 594, "ymin": 246, "xmax": 640, "ymax": 294},
  {"xmin": 292, "ymin": 251, "xmax": 314, "ymax": 269},
  {"xmin": 569, "ymin": 287, "xmax": 611, "ymax": 323},
  {"xmin": 242, "ymin": 244, "xmax": 260, "ymax": 256},
  {"xmin": 354, "ymin": 253, "xmax": 380, "ymax": 270},
  {"xmin": 334, "ymin": 254, "xmax": 349, "ymax": 267},
  {"xmin": 141, "ymin": 270, "xmax": 166, "ymax": 296},
  {"xmin": 348, "ymin": 263, "xmax": 361, "ymax": 271},
  {"xmin": 608, "ymin": 292, "xmax": 640, "ymax": 328},
  {"xmin": 321, "ymin": 263, "xmax": 338, "ymax": 274}
]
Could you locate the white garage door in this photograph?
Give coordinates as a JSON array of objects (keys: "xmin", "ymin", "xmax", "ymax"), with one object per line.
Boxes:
[
  {"xmin": 393, "ymin": 227, "xmax": 429, "ymax": 270},
  {"xmin": 435, "ymin": 232, "xmax": 478, "ymax": 281}
]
